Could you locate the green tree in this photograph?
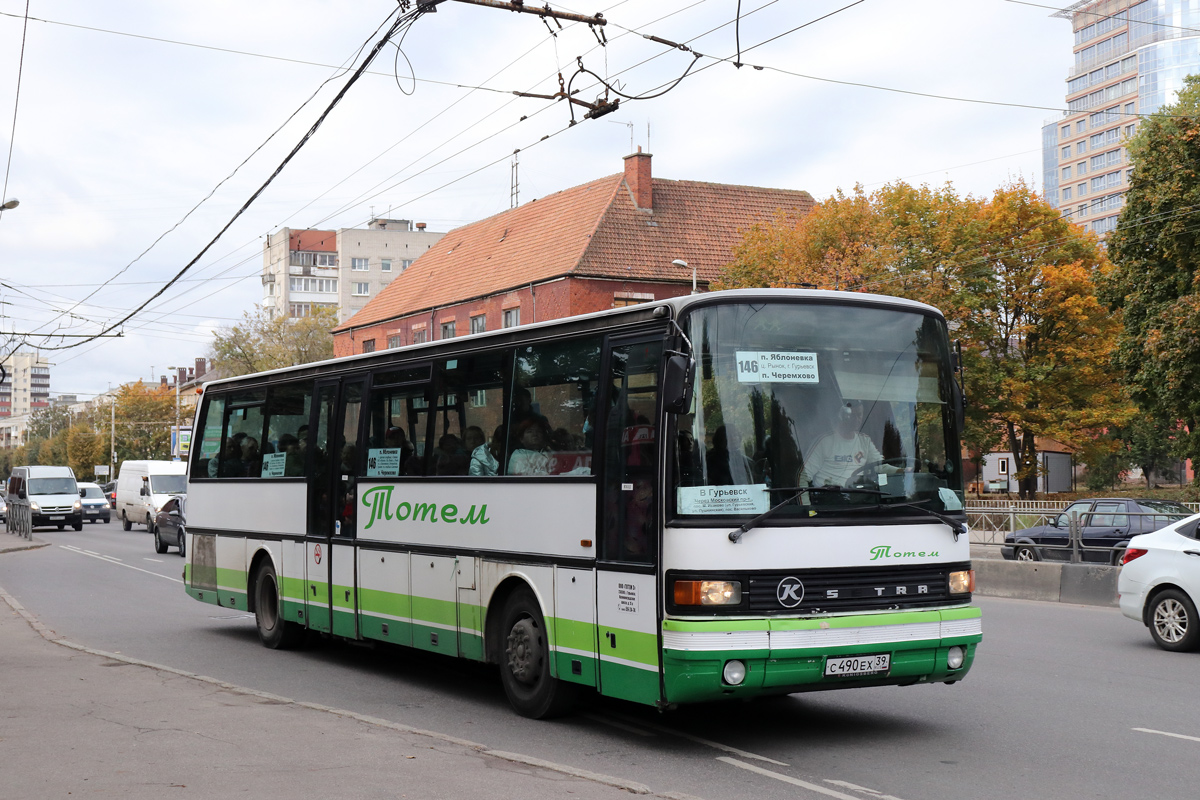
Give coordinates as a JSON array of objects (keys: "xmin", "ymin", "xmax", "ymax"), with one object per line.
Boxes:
[
  {"xmin": 1104, "ymin": 74, "xmax": 1200, "ymax": 469},
  {"xmin": 719, "ymin": 180, "xmax": 1131, "ymax": 498},
  {"xmin": 112, "ymin": 381, "xmax": 175, "ymax": 469},
  {"xmin": 210, "ymin": 305, "xmax": 337, "ymax": 377}
]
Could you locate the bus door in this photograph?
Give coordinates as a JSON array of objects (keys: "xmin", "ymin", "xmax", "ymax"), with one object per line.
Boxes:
[
  {"xmin": 306, "ymin": 378, "xmax": 365, "ymax": 637},
  {"xmin": 596, "ymin": 337, "xmax": 664, "ymax": 706}
]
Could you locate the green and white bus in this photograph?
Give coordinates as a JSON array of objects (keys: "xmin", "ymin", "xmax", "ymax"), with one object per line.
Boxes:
[{"xmin": 184, "ymin": 289, "xmax": 980, "ymax": 718}]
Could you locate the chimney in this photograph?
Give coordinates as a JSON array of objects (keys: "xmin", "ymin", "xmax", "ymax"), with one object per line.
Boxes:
[
  {"xmin": 416, "ymin": 222, "xmax": 427, "ymax": 231},
  {"xmin": 160, "ymin": 375, "xmax": 168, "ymax": 388},
  {"xmin": 195, "ymin": 357, "xmax": 207, "ymax": 379},
  {"xmin": 623, "ymin": 147, "xmax": 652, "ymax": 210}
]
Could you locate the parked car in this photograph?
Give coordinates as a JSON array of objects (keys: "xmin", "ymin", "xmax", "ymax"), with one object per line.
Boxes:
[
  {"xmin": 77, "ymin": 482, "xmax": 111, "ymax": 524},
  {"xmin": 1118, "ymin": 514, "xmax": 1200, "ymax": 651},
  {"xmin": 153, "ymin": 496, "xmax": 186, "ymax": 557},
  {"xmin": 0, "ymin": 495, "xmax": 6, "ymax": 522},
  {"xmin": 1001, "ymin": 498, "xmax": 1193, "ymax": 565}
]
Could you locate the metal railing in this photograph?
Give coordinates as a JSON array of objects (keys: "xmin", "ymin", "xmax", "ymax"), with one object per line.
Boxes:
[
  {"xmin": 5, "ymin": 502, "xmax": 32, "ymax": 540},
  {"xmin": 967, "ymin": 507, "xmax": 1194, "ymax": 564}
]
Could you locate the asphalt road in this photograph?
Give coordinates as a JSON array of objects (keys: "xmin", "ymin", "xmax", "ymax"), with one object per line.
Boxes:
[{"xmin": 3, "ymin": 523, "xmax": 1200, "ymax": 800}]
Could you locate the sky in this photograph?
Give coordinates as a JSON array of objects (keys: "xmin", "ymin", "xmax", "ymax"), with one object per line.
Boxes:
[{"xmin": 0, "ymin": 0, "xmax": 1075, "ymax": 403}]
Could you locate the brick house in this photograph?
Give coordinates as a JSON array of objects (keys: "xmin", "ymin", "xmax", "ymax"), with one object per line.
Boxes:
[{"xmin": 332, "ymin": 151, "xmax": 815, "ymax": 355}]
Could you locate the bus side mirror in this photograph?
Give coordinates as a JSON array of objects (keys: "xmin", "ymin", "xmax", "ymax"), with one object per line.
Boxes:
[
  {"xmin": 953, "ymin": 379, "xmax": 965, "ymax": 431},
  {"xmin": 662, "ymin": 354, "xmax": 694, "ymax": 414}
]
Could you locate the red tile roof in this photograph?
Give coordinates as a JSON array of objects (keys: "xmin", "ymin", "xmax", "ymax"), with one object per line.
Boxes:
[{"xmin": 335, "ymin": 168, "xmax": 813, "ymax": 332}]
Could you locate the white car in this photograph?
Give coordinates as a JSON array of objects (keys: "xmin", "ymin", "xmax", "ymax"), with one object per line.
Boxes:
[{"xmin": 1118, "ymin": 514, "xmax": 1200, "ymax": 651}]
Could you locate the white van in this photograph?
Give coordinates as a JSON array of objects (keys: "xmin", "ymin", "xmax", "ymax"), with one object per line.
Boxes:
[
  {"xmin": 115, "ymin": 460, "xmax": 187, "ymax": 532},
  {"xmin": 6, "ymin": 465, "xmax": 82, "ymax": 531}
]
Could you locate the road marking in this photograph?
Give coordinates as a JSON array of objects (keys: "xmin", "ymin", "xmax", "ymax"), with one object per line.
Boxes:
[
  {"xmin": 1134, "ymin": 727, "xmax": 1200, "ymax": 743},
  {"xmin": 58, "ymin": 545, "xmax": 182, "ymax": 583},
  {"xmin": 610, "ymin": 712, "xmax": 788, "ymax": 765},
  {"xmin": 584, "ymin": 713, "xmax": 656, "ymax": 737},
  {"xmin": 144, "ymin": 558, "xmax": 164, "ymax": 563},
  {"xmin": 825, "ymin": 779, "xmax": 907, "ymax": 799},
  {"xmin": 718, "ymin": 758, "xmax": 860, "ymax": 799}
]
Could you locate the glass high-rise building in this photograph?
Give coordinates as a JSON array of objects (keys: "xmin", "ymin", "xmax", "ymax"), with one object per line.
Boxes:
[{"xmin": 1043, "ymin": 0, "xmax": 1200, "ymax": 236}]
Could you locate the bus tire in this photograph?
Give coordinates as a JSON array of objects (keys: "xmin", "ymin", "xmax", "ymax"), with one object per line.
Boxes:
[
  {"xmin": 497, "ymin": 588, "xmax": 576, "ymax": 719},
  {"xmin": 254, "ymin": 562, "xmax": 304, "ymax": 650}
]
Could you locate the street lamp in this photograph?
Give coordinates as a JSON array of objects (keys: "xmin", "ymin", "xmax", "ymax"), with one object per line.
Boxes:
[
  {"xmin": 672, "ymin": 258, "xmax": 697, "ymax": 295},
  {"xmin": 166, "ymin": 367, "xmax": 182, "ymax": 461},
  {"xmin": 1, "ymin": 197, "xmax": 18, "ymax": 210}
]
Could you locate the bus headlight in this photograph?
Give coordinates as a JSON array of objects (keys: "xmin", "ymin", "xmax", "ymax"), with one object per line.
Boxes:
[
  {"xmin": 947, "ymin": 646, "xmax": 965, "ymax": 669},
  {"xmin": 674, "ymin": 580, "xmax": 742, "ymax": 606},
  {"xmin": 722, "ymin": 660, "xmax": 747, "ymax": 685},
  {"xmin": 949, "ymin": 570, "xmax": 975, "ymax": 594}
]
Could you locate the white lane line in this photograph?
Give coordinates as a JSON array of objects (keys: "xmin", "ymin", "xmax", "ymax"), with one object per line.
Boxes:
[
  {"xmin": 1134, "ymin": 727, "xmax": 1200, "ymax": 743},
  {"xmin": 583, "ymin": 713, "xmax": 656, "ymax": 737},
  {"xmin": 58, "ymin": 545, "xmax": 182, "ymax": 584},
  {"xmin": 718, "ymin": 758, "xmax": 860, "ymax": 799},
  {"xmin": 144, "ymin": 558, "xmax": 164, "ymax": 563},
  {"xmin": 610, "ymin": 712, "xmax": 788, "ymax": 765},
  {"xmin": 83, "ymin": 550, "xmax": 99, "ymax": 555},
  {"xmin": 825, "ymin": 779, "xmax": 907, "ymax": 799}
]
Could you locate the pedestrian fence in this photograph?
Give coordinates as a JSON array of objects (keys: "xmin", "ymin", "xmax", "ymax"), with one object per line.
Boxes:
[
  {"xmin": 966, "ymin": 501, "xmax": 1200, "ymax": 564},
  {"xmin": 5, "ymin": 502, "xmax": 33, "ymax": 540}
]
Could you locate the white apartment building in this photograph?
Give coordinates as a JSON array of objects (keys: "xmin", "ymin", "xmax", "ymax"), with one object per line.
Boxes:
[
  {"xmin": 1042, "ymin": 0, "xmax": 1200, "ymax": 236},
  {"xmin": 0, "ymin": 350, "xmax": 50, "ymax": 419},
  {"xmin": 262, "ymin": 219, "xmax": 444, "ymax": 324}
]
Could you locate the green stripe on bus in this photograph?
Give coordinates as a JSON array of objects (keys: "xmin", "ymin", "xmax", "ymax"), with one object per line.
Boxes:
[
  {"xmin": 939, "ymin": 605, "xmax": 982, "ymax": 621},
  {"xmin": 551, "ymin": 616, "xmax": 596, "ymax": 653},
  {"xmin": 598, "ymin": 624, "xmax": 659, "ymax": 668},
  {"xmin": 598, "ymin": 659, "xmax": 661, "ymax": 705}
]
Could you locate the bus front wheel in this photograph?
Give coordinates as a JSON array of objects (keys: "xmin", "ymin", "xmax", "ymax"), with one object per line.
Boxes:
[
  {"xmin": 497, "ymin": 588, "xmax": 576, "ymax": 719},
  {"xmin": 254, "ymin": 562, "xmax": 304, "ymax": 650}
]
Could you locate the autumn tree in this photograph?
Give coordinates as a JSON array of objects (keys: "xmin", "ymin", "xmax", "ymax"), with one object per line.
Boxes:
[
  {"xmin": 1104, "ymin": 74, "xmax": 1200, "ymax": 468},
  {"xmin": 112, "ymin": 381, "xmax": 175, "ymax": 470},
  {"xmin": 719, "ymin": 180, "xmax": 1131, "ymax": 498},
  {"xmin": 210, "ymin": 305, "xmax": 337, "ymax": 377}
]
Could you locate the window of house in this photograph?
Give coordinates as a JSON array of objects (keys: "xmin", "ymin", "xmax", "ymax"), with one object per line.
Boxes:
[
  {"xmin": 470, "ymin": 314, "xmax": 486, "ymax": 335},
  {"xmin": 503, "ymin": 307, "xmax": 520, "ymax": 328},
  {"xmin": 400, "ymin": 259, "xmax": 413, "ymax": 271},
  {"xmin": 351, "ymin": 257, "xmax": 369, "ymax": 271},
  {"xmin": 353, "ymin": 282, "xmax": 370, "ymax": 296},
  {"xmin": 1076, "ymin": 120, "xmax": 1086, "ymax": 133},
  {"xmin": 381, "ymin": 259, "xmax": 391, "ymax": 272},
  {"xmin": 362, "ymin": 339, "xmax": 376, "ymax": 354},
  {"xmin": 1078, "ymin": 204, "xmax": 1088, "ymax": 216},
  {"xmin": 1061, "ymin": 125, "xmax": 1071, "ymax": 139},
  {"xmin": 997, "ymin": 458, "xmax": 1008, "ymax": 475},
  {"xmin": 1062, "ymin": 186, "xmax": 1072, "ymax": 200},
  {"xmin": 1062, "ymin": 166, "xmax": 1072, "ymax": 180},
  {"xmin": 413, "ymin": 329, "xmax": 427, "ymax": 344},
  {"xmin": 1077, "ymin": 141, "xmax": 1086, "ymax": 155},
  {"xmin": 440, "ymin": 321, "xmax": 456, "ymax": 340},
  {"xmin": 1078, "ymin": 161, "xmax": 1087, "ymax": 175},
  {"xmin": 1061, "ymin": 146, "xmax": 1071, "ymax": 159},
  {"xmin": 1078, "ymin": 183, "xmax": 1087, "ymax": 195},
  {"xmin": 387, "ymin": 335, "xmax": 403, "ymax": 349}
]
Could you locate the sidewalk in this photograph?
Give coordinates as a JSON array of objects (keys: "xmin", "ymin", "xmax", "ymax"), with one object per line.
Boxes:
[{"xmin": 0, "ymin": 576, "xmax": 681, "ymax": 799}]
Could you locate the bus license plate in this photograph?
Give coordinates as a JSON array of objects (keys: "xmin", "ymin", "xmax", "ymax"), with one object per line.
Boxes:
[{"xmin": 825, "ymin": 654, "xmax": 890, "ymax": 677}]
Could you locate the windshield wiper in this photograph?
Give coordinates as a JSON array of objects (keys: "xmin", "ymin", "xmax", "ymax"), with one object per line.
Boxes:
[
  {"xmin": 836, "ymin": 498, "xmax": 966, "ymax": 541},
  {"xmin": 728, "ymin": 486, "xmax": 883, "ymax": 543}
]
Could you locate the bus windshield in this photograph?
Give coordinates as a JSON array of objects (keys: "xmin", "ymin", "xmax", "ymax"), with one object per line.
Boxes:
[{"xmin": 673, "ymin": 301, "xmax": 964, "ymax": 521}]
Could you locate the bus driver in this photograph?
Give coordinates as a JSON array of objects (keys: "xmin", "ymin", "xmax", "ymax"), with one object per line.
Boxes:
[{"xmin": 799, "ymin": 399, "xmax": 893, "ymax": 488}]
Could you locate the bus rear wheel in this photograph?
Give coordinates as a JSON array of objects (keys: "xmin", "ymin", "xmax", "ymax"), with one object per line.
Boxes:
[
  {"xmin": 497, "ymin": 588, "xmax": 576, "ymax": 719},
  {"xmin": 253, "ymin": 562, "xmax": 304, "ymax": 650}
]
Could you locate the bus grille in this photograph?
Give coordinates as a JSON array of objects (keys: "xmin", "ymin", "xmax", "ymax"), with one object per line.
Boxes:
[{"xmin": 746, "ymin": 563, "xmax": 968, "ymax": 614}]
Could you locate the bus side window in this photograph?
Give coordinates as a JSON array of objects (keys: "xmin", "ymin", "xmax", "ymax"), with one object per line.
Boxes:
[
  {"xmin": 216, "ymin": 391, "xmax": 265, "ymax": 479},
  {"xmin": 507, "ymin": 337, "xmax": 601, "ymax": 476},
  {"xmin": 192, "ymin": 394, "xmax": 226, "ymax": 479},
  {"xmin": 438, "ymin": 352, "xmax": 509, "ymax": 477},
  {"xmin": 365, "ymin": 382, "xmax": 431, "ymax": 477},
  {"xmin": 260, "ymin": 381, "xmax": 312, "ymax": 478}
]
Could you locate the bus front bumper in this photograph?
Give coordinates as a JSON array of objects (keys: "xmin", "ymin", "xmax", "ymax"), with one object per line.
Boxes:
[{"xmin": 661, "ymin": 606, "xmax": 981, "ymax": 705}]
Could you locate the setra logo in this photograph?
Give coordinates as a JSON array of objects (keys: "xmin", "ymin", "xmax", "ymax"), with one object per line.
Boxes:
[{"xmin": 776, "ymin": 576, "xmax": 805, "ymax": 608}]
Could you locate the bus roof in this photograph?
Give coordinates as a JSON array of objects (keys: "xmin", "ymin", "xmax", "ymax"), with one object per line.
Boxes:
[{"xmin": 201, "ymin": 289, "xmax": 946, "ymax": 392}]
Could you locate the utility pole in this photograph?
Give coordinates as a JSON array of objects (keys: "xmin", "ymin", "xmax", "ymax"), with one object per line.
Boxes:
[
  {"xmin": 510, "ymin": 152, "xmax": 519, "ymax": 209},
  {"xmin": 428, "ymin": 0, "xmax": 607, "ymax": 27}
]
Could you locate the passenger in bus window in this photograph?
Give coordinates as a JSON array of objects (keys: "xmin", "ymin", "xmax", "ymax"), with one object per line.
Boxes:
[
  {"xmin": 434, "ymin": 433, "xmax": 469, "ymax": 475},
  {"xmin": 241, "ymin": 437, "xmax": 262, "ymax": 477},
  {"xmin": 470, "ymin": 426, "xmax": 503, "ymax": 476},
  {"xmin": 384, "ymin": 426, "xmax": 415, "ymax": 465},
  {"xmin": 508, "ymin": 422, "xmax": 551, "ymax": 475},
  {"xmin": 676, "ymin": 429, "xmax": 703, "ymax": 486},
  {"xmin": 705, "ymin": 426, "xmax": 753, "ymax": 485},
  {"xmin": 213, "ymin": 432, "xmax": 247, "ymax": 478},
  {"xmin": 278, "ymin": 433, "xmax": 304, "ymax": 477}
]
